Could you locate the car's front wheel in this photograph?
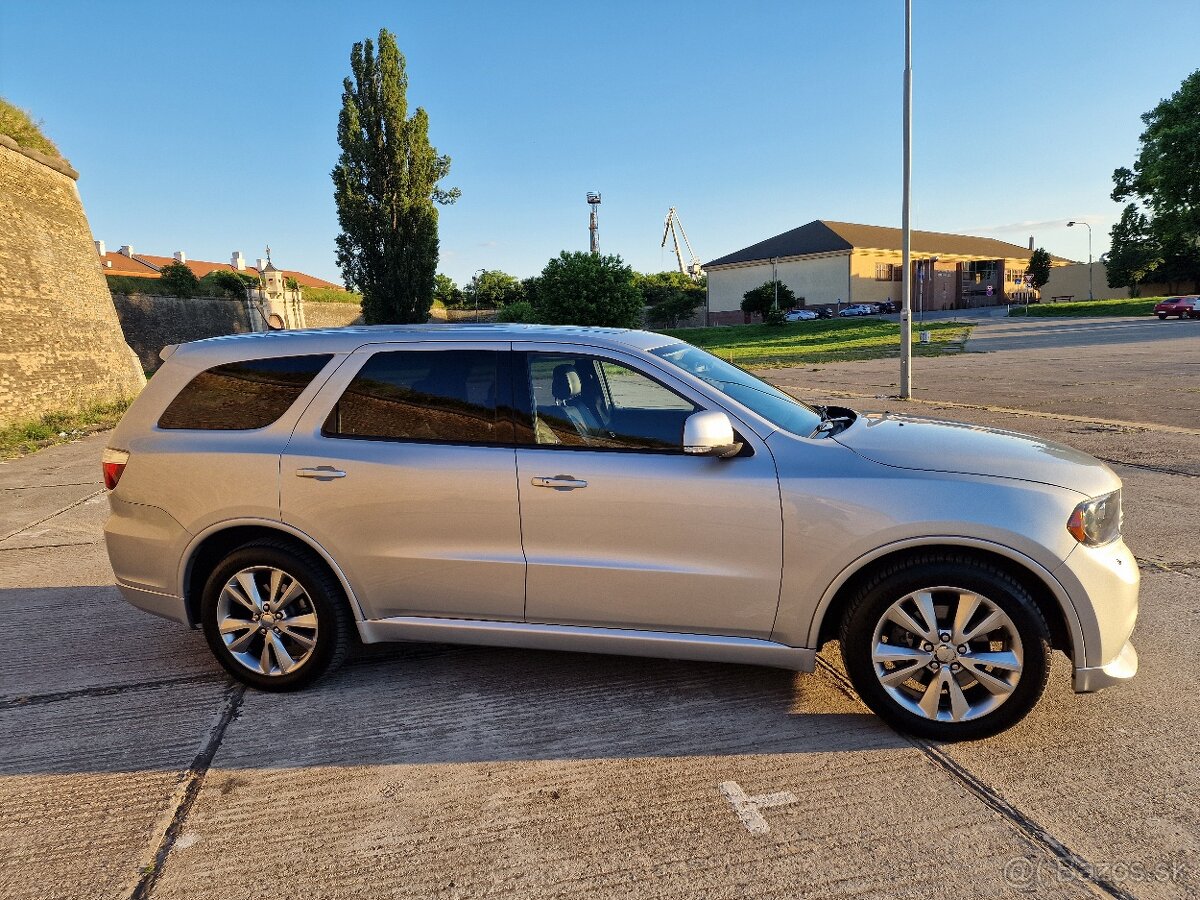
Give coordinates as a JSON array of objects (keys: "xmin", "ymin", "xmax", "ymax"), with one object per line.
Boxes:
[
  {"xmin": 200, "ymin": 540, "xmax": 353, "ymax": 691},
  {"xmin": 839, "ymin": 555, "xmax": 1051, "ymax": 741}
]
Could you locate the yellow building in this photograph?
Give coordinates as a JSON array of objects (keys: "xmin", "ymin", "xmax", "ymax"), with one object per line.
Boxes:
[{"xmin": 703, "ymin": 220, "xmax": 1070, "ymax": 324}]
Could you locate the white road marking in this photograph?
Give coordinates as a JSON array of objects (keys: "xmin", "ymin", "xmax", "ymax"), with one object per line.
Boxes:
[{"xmin": 719, "ymin": 780, "xmax": 798, "ymax": 835}]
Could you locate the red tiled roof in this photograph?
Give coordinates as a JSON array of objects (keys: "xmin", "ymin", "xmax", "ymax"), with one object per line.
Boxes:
[
  {"xmin": 100, "ymin": 252, "xmax": 159, "ymax": 277},
  {"xmin": 99, "ymin": 249, "xmax": 346, "ymax": 291}
]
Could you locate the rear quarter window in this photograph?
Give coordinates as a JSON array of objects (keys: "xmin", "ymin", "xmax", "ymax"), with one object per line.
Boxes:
[{"xmin": 158, "ymin": 354, "xmax": 333, "ymax": 430}]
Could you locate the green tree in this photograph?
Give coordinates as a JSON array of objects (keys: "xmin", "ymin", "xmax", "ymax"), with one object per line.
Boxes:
[
  {"xmin": 1105, "ymin": 205, "xmax": 1162, "ymax": 296},
  {"xmin": 1026, "ymin": 248, "xmax": 1051, "ymax": 291},
  {"xmin": 636, "ymin": 271, "xmax": 706, "ymax": 328},
  {"xmin": 1110, "ymin": 68, "xmax": 1200, "ymax": 293},
  {"xmin": 532, "ymin": 251, "xmax": 642, "ymax": 328},
  {"xmin": 433, "ymin": 273, "xmax": 461, "ymax": 307},
  {"xmin": 332, "ymin": 29, "xmax": 460, "ymax": 324},
  {"xmin": 158, "ymin": 261, "xmax": 200, "ymax": 297},
  {"xmin": 464, "ymin": 269, "xmax": 524, "ymax": 308},
  {"xmin": 741, "ymin": 280, "xmax": 794, "ymax": 325}
]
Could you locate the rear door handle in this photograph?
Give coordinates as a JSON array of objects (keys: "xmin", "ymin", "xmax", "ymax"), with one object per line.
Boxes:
[
  {"xmin": 296, "ymin": 466, "xmax": 347, "ymax": 480},
  {"xmin": 531, "ymin": 475, "xmax": 588, "ymax": 491}
]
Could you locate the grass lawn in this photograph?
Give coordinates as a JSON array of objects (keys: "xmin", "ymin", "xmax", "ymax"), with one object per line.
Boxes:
[
  {"xmin": 0, "ymin": 398, "xmax": 132, "ymax": 459},
  {"xmin": 1009, "ymin": 297, "xmax": 1162, "ymax": 317},
  {"xmin": 657, "ymin": 319, "xmax": 972, "ymax": 367}
]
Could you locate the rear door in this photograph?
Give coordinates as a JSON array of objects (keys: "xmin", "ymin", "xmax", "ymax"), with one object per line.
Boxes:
[
  {"xmin": 512, "ymin": 342, "xmax": 784, "ymax": 640},
  {"xmin": 281, "ymin": 341, "xmax": 525, "ymax": 622}
]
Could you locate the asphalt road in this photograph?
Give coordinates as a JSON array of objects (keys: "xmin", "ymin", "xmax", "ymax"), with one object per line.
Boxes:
[{"xmin": 1, "ymin": 316, "xmax": 1197, "ymax": 899}]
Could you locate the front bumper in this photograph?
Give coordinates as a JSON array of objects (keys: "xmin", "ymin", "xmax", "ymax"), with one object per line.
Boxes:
[{"xmin": 1074, "ymin": 639, "xmax": 1138, "ymax": 692}]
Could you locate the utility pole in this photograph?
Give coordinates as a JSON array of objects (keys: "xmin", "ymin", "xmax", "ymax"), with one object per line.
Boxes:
[
  {"xmin": 587, "ymin": 193, "xmax": 601, "ymax": 254},
  {"xmin": 899, "ymin": 0, "xmax": 913, "ymax": 398}
]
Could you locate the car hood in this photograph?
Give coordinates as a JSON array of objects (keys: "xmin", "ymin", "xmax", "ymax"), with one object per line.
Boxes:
[{"xmin": 832, "ymin": 413, "xmax": 1120, "ymax": 497}]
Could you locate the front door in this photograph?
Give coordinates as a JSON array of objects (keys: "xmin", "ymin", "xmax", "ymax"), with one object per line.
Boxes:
[
  {"xmin": 513, "ymin": 344, "xmax": 783, "ymax": 640},
  {"xmin": 281, "ymin": 342, "xmax": 525, "ymax": 622}
]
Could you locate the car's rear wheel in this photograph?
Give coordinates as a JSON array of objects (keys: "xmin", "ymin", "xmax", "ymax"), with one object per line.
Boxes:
[
  {"xmin": 840, "ymin": 555, "xmax": 1051, "ymax": 741},
  {"xmin": 201, "ymin": 541, "xmax": 352, "ymax": 691},
  {"xmin": 1158, "ymin": 313, "xmax": 1168, "ymax": 319}
]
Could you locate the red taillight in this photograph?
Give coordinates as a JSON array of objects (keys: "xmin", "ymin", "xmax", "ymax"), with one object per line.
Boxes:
[{"xmin": 102, "ymin": 448, "xmax": 129, "ymax": 490}]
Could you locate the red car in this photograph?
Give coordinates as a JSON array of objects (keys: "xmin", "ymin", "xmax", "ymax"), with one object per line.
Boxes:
[{"xmin": 1154, "ymin": 297, "xmax": 1197, "ymax": 319}]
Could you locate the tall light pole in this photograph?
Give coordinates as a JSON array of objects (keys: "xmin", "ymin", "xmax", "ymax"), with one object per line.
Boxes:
[
  {"xmin": 1068, "ymin": 220, "xmax": 1093, "ymax": 299},
  {"xmin": 899, "ymin": 0, "xmax": 913, "ymax": 398}
]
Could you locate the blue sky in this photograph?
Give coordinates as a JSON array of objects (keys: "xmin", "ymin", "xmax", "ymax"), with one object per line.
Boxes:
[{"xmin": 3, "ymin": 1, "xmax": 1198, "ymax": 285}]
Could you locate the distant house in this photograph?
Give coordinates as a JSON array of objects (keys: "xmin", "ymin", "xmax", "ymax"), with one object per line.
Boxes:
[
  {"xmin": 93, "ymin": 241, "xmax": 344, "ymax": 292},
  {"xmin": 703, "ymin": 220, "xmax": 1073, "ymax": 324}
]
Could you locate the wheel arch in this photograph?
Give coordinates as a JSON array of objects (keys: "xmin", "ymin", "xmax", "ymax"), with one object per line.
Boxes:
[
  {"xmin": 179, "ymin": 519, "xmax": 366, "ymax": 627},
  {"xmin": 807, "ymin": 538, "xmax": 1084, "ymax": 664}
]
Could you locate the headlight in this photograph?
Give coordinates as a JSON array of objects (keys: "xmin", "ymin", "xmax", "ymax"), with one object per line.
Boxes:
[{"xmin": 1067, "ymin": 489, "xmax": 1122, "ymax": 546}]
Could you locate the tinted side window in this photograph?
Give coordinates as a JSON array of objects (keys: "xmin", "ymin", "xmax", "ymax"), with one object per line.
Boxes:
[
  {"xmin": 521, "ymin": 353, "xmax": 698, "ymax": 451},
  {"xmin": 323, "ymin": 349, "xmax": 511, "ymax": 445},
  {"xmin": 158, "ymin": 354, "xmax": 333, "ymax": 430}
]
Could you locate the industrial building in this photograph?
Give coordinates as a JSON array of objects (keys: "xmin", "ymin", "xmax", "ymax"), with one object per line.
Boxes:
[{"xmin": 703, "ymin": 220, "xmax": 1069, "ymax": 324}]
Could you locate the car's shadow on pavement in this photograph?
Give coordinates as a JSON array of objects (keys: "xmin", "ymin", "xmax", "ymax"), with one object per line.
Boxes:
[
  {"xmin": 205, "ymin": 641, "xmax": 911, "ymax": 769},
  {"xmin": 0, "ymin": 583, "xmax": 914, "ymax": 775}
]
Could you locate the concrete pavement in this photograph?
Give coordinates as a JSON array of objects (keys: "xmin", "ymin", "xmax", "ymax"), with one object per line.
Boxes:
[{"xmin": 1, "ymin": 316, "xmax": 1197, "ymax": 899}]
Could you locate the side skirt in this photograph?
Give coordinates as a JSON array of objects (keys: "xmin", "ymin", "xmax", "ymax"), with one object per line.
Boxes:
[{"xmin": 357, "ymin": 616, "xmax": 816, "ymax": 672}]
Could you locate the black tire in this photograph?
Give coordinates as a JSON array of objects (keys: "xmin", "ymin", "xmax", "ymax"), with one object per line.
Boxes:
[
  {"xmin": 839, "ymin": 554, "xmax": 1051, "ymax": 742},
  {"xmin": 201, "ymin": 540, "xmax": 353, "ymax": 691},
  {"xmin": 1158, "ymin": 313, "xmax": 1167, "ymax": 319}
]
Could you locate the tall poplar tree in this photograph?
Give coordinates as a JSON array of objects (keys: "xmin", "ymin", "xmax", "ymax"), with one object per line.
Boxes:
[{"xmin": 332, "ymin": 30, "xmax": 459, "ymax": 324}]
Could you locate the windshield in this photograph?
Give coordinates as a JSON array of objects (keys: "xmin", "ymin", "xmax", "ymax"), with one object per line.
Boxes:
[{"xmin": 649, "ymin": 343, "xmax": 824, "ymax": 436}]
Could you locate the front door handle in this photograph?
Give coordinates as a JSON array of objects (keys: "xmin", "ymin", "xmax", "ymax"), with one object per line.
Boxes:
[
  {"xmin": 531, "ymin": 475, "xmax": 588, "ymax": 491},
  {"xmin": 296, "ymin": 466, "xmax": 347, "ymax": 480}
]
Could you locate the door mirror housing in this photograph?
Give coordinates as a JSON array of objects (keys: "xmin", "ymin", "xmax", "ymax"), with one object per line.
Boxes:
[{"xmin": 683, "ymin": 410, "xmax": 743, "ymax": 458}]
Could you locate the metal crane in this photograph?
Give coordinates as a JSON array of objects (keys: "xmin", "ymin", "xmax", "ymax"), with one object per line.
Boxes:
[{"xmin": 660, "ymin": 207, "xmax": 703, "ymax": 279}]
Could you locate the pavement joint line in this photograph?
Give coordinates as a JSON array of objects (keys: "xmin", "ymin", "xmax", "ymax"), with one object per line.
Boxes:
[
  {"xmin": 0, "ymin": 487, "xmax": 105, "ymax": 543},
  {"xmin": 0, "ymin": 481, "xmax": 100, "ymax": 492},
  {"xmin": 0, "ymin": 673, "xmax": 226, "ymax": 711},
  {"xmin": 127, "ymin": 679, "xmax": 246, "ymax": 900},
  {"xmin": 776, "ymin": 387, "xmax": 1200, "ymax": 437},
  {"xmin": 813, "ymin": 657, "xmax": 1136, "ymax": 900},
  {"xmin": 0, "ymin": 540, "xmax": 98, "ymax": 552},
  {"xmin": 1098, "ymin": 458, "xmax": 1200, "ymax": 479},
  {"xmin": 1136, "ymin": 558, "xmax": 1200, "ymax": 579}
]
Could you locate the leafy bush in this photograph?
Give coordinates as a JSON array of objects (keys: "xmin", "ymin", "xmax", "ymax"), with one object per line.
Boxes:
[
  {"xmin": 199, "ymin": 270, "xmax": 258, "ymax": 299},
  {"xmin": 495, "ymin": 300, "xmax": 537, "ymax": 323},
  {"xmin": 159, "ymin": 261, "xmax": 200, "ymax": 297},
  {"xmin": 742, "ymin": 280, "xmax": 795, "ymax": 325},
  {"xmin": 464, "ymin": 269, "xmax": 524, "ymax": 308},
  {"xmin": 300, "ymin": 285, "xmax": 363, "ymax": 305},
  {"xmin": 433, "ymin": 274, "xmax": 462, "ymax": 307},
  {"xmin": 105, "ymin": 275, "xmax": 182, "ymax": 297},
  {"xmin": 638, "ymin": 271, "xmax": 706, "ymax": 327},
  {"xmin": 0, "ymin": 98, "xmax": 61, "ymax": 158},
  {"xmin": 533, "ymin": 251, "xmax": 642, "ymax": 328}
]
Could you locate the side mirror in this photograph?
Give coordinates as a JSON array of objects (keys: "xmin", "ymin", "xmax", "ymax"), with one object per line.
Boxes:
[{"xmin": 683, "ymin": 410, "xmax": 743, "ymax": 458}]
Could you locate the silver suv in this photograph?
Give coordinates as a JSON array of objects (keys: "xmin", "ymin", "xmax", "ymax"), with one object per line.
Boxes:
[{"xmin": 103, "ymin": 325, "xmax": 1138, "ymax": 740}]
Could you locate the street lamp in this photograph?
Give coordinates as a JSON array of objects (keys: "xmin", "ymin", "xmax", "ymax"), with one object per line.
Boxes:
[{"xmin": 1067, "ymin": 221, "xmax": 1093, "ymax": 300}]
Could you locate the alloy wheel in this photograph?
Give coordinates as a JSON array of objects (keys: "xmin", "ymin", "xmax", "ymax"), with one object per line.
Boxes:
[
  {"xmin": 870, "ymin": 586, "xmax": 1024, "ymax": 723},
  {"xmin": 216, "ymin": 566, "xmax": 320, "ymax": 676}
]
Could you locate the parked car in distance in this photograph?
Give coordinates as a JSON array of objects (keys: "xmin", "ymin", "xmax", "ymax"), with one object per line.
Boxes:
[
  {"xmin": 1153, "ymin": 297, "xmax": 1196, "ymax": 319},
  {"xmin": 814, "ymin": 307, "xmax": 834, "ymax": 319},
  {"xmin": 838, "ymin": 304, "xmax": 875, "ymax": 317},
  {"xmin": 785, "ymin": 309, "xmax": 818, "ymax": 322},
  {"xmin": 103, "ymin": 324, "xmax": 1139, "ymax": 741},
  {"xmin": 876, "ymin": 300, "xmax": 898, "ymax": 313}
]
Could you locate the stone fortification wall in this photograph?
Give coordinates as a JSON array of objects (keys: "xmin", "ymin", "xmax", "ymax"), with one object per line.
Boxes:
[{"xmin": 0, "ymin": 138, "xmax": 145, "ymax": 426}]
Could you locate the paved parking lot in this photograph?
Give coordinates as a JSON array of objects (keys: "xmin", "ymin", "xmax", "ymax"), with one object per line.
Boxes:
[{"xmin": 1, "ymin": 316, "xmax": 1197, "ymax": 899}]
